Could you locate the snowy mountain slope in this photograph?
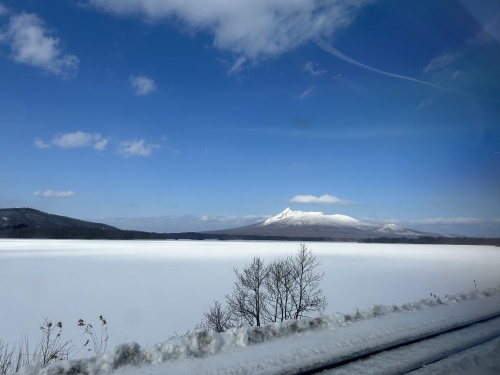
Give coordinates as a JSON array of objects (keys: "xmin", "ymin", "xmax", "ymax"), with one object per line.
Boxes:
[
  {"xmin": 207, "ymin": 208, "xmax": 439, "ymax": 239},
  {"xmin": 260, "ymin": 207, "xmax": 364, "ymax": 227},
  {"xmin": 17, "ymin": 287, "xmax": 500, "ymax": 375}
]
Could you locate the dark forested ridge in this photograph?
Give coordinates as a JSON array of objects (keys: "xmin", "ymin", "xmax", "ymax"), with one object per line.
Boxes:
[
  {"xmin": 0, "ymin": 208, "xmax": 498, "ymax": 245},
  {"xmin": 0, "ymin": 208, "xmax": 163, "ymax": 240},
  {"xmin": 162, "ymin": 232, "xmax": 500, "ymax": 246}
]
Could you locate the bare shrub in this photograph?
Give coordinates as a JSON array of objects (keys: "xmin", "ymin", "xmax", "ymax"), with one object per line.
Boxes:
[
  {"xmin": 0, "ymin": 341, "xmax": 15, "ymax": 375},
  {"xmin": 200, "ymin": 300, "xmax": 232, "ymax": 333},
  {"xmin": 76, "ymin": 315, "xmax": 109, "ymax": 357},
  {"xmin": 34, "ymin": 319, "xmax": 73, "ymax": 366},
  {"xmin": 0, "ymin": 316, "xmax": 109, "ymax": 374}
]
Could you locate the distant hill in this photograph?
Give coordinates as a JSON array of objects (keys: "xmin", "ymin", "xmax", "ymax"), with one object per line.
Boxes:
[
  {"xmin": 0, "ymin": 208, "xmax": 164, "ymax": 239},
  {"xmin": 1, "ymin": 208, "xmax": 498, "ymax": 245},
  {"xmin": 203, "ymin": 208, "xmax": 440, "ymax": 240}
]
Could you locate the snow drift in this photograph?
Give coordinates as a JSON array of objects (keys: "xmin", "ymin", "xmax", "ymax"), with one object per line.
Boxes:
[{"xmin": 17, "ymin": 286, "xmax": 500, "ymax": 375}]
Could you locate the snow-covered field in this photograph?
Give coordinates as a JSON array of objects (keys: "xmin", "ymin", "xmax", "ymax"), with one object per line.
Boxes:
[{"xmin": 1, "ymin": 240, "xmax": 499, "ymax": 358}]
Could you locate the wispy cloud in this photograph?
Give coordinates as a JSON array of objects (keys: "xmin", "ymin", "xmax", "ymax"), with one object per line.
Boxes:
[
  {"xmin": 314, "ymin": 37, "xmax": 448, "ymax": 90},
  {"xmin": 433, "ymin": 197, "xmax": 447, "ymax": 203},
  {"xmin": 452, "ymin": 70, "xmax": 464, "ymax": 79},
  {"xmin": 332, "ymin": 73, "xmax": 368, "ymax": 93},
  {"xmin": 88, "ymin": 0, "xmax": 372, "ymax": 66},
  {"xmin": 313, "ymin": 37, "xmax": 500, "ymax": 103},
  {"xmin": 303, "ymin": 61, "xmax": 326, "ymax": 76},
  {"xmin": 299, "ymin": 86, "xmax": 315, "ymax": 100},
  {"xmin": 422, "ymin": 20, "xmax": 500, "ymax": 79},
  {"xmin": 33, "ymin": 190, "xmax": 76, "ymax": 198},
  {"xmin": 118, "ymin": 139, "xmax": 160, "ymax": 157},
  {"xmin": 0, "ymin": 3, "xmax": 8, "ymax": 16},
  {"xmin": 422, "ymin": 52, "xmax": 461, "ymax": 74},
  {"xmin": 0, "ymin": 12, "xmax": 78, "ymax": 79},
  {"xmin": 200, "ymin": 214, "xmax": 269, "ymax": 224},
  {"xmin": 364, "ymin": 217, "xmax": 483, "ymax": 226},
  {"xmin": 411, "ymin": 217, "xmax": 483, "ymax": 225},
  {"xmin": 220, "ymin": 123, "xmax": 428, "ymax": 140},
  {"xmin": 101, "ymin": 213, "xmax": 270, "ymax": 232},
  {"xmin": 34, "ymin": 138, "xmax": 51, "ymax": 149},
  {"xmin": 35, "ymin": 131, "xmax": 108, "ymax": 150},
  {"xmin": 129, "ymin": 74, "xmax": 157, "ymax": 96},
  {"xmin": 290, "ymin": 194, "xmax": 353, "ymax": 206},
  {"xmin": 227, "ymin": 56, "xmax": 247, "ymax": 76},
  {"xmin": 416, "ymin": 97, "xmax": 434, "ymax": 110}
]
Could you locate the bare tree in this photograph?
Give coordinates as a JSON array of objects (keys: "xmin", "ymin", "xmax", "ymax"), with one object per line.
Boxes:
[
  {"xmin": 226, "ymin": 257, "xmax": 269, "ymax": 327},
  {"xmin": 265, "ymin": 256, "xmax": 294, "ymax": 322},
  {"xmin": 201, "ymin": 245, "xmax": 327, "ymax": 331},
  {"xmin": 290, "ymin": 244, "xmax": 327, "ymax": 319}
]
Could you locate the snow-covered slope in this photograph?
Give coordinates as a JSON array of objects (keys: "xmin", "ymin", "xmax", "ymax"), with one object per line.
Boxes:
[{"xmin": 207, "ymin": 208, "xmax": 438, "ymax": 239}]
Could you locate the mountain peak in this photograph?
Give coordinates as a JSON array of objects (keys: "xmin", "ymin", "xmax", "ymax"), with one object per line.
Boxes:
[
  {"xmin": 261, "ymin": 208, "xmax": 361, "ymax": 227},
  {"xmin": 263, "ymin": 207, "xmax": 301, "ymax": 225}
]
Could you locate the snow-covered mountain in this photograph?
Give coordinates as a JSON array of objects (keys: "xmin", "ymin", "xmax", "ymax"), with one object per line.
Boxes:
[{"xmin": 207, "ymin": 208, "xmax": 439, "ymax": 239}]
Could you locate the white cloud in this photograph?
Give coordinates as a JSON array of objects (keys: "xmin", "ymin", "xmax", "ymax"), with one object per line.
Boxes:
[
  {"xmin": 118, "ymin": 139, "xmax": 160, "ymax": 157},
  {"xmin": 129, "ymin": 74, "xmax": 157, "ymax": 96},
  {"xmin": 87, "ymin": 0, "xmax": 372, "ymax": 63},
  {"xmin": 299, "ymin": 86, "xmax": 315, "ymax": 100},
  {"xmin": 303, "ymin": 61, "xmax": 326, "ymax": 76},
  {"xmin": 33, "ymin": 190, "xmax": 76, "ymax": 198},
  {"xmin": 1, "ymin": 13, "xmax": 78, "ymax": 79},
  {"xmin": 34, "ymin": 138, "xmax": 51, "ymax": 148},
  {"xmin": 93, "ymin": 138, "xmax": 109, "ymax": 151},
  {"xmin": 289, "ymin": 194, "xmax": 352, "ymax": 205},
  {"xmin": 52, "ymin": 131, "xmax": 97, "ymax": 148},
  {"xmin": 35, "ymin": 132, "xmax": 165, "ymax": 157},
  {"xmin": 37, "ymin": 131, "xmax": 108, "ymax": 150}
]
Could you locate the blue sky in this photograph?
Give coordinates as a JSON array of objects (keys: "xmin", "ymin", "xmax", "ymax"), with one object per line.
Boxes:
[{"xmin": 1, "ymin": 0, "xmax": 499, "ymax": 236}]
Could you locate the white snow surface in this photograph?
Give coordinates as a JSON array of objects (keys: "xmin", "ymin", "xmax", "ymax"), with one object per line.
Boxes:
[
  {"xmin": 410, "ymin": 336, "xmax": 500, "ymax": 375},
  {"xmin": 261, "ymin": 207, "xmax": 363, "ymax": 227},
  {"xmin": 17, "ymin": 287, "xmax": 500, "ymax": 375},
  {"xmin": 2, "ymin": 240, "xmax": 500, "ymax": 374}
]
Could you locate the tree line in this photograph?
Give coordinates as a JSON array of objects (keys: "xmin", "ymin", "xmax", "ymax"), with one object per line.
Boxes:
[{"xmin": 198, "ymin": 244, "xmax": 327, "ymax": 332}]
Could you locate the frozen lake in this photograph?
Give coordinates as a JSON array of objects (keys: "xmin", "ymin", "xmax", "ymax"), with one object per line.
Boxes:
[{"xmin": 1, "ymin": 240, "xmax": 499, "ymax": 351}]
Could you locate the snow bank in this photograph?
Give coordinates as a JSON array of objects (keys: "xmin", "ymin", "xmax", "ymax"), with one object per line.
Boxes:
[{"xmin": 17, "ymin": 286, "xmax": 500, "ymax": 375}]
